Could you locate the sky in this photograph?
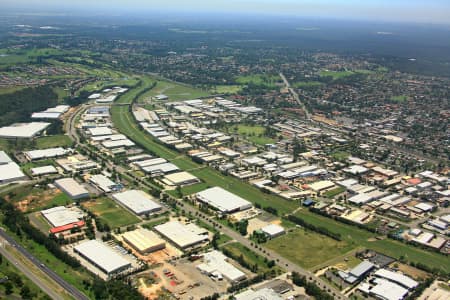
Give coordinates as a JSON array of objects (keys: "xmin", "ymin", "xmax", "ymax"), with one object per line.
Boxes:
[{"xmin": 2, "ymin": 0, "xmax": 450, "ymax": 24}]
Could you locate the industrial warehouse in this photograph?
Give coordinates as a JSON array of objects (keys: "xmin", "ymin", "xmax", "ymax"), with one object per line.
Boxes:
[
  {"xmin": 195, "ymin": 187, "xmax": 252, "ymax": 214},
  {"xmin": 54, "ymin": 178, "xmax": 90, "ymax": 199},
  {"xmin": 0, "ymin": 151, "xmax": 27, "ymax": 184},
  {"xmin": 112, "ymin": 190, "xmax": 162, "ymax": 215},
  {"xmin": 73, "ymin": 240, "xmax": 132, "ymax": 277},
  {"xmin": 122, "ymin": 228, "xmax": 166, "ymax": 254},
  {"xmin": 154, "ymin": 221, "xmax": 210, "ymax": 250},
  {"xmin": 196, "ymin": 250, "xmax": 246, "ymax": 282}
]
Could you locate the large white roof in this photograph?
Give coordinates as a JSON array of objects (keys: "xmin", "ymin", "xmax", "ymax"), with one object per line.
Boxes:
[
  {"xmin": 54, "ymin": 178, "xmax": 89, "ymax": 198},
  {"xmin": 88, "ymin": 127, "xmax": 112, "ymax": 136},
  {"xmin": 0, "ymin": 122, "xmax": 50, "ymax": 138},
  {"xmin": 31, "ymin": 165, "xmax": 58, "ymax": 176},
  {"xmin": 261, "ymin": 224, "xmax": 285, "ymax": 237},
  {"xmin": 374, "ymin": 269, "xmax": 418, "ymax": 289},
  {"xmin": 0, "ymin": 162, "xmax": 26, "ymax": 182},
  {"xmin": 25, "ymin": 147, "xmax": 72, "ymax": 160},
  {"xmin": 370, "ymin": 278, "xmax": 409, "ymax": 300},
  {"xmin": 41, "ymin": 206, "xmax": 82, "ymax": 227},
  {"xmin": 0, "ymin": 151, "xmax": 13, "ymax": 164},
  {"xmin": 112, "ymin": 190, "xmax": 161, "ymax": 215},
  {"xmin": 197, "ymin": 250, "xmax": 246, "ymax": 282},
  {"xmin": 154, "ymin": 221, "xmax": 208, "ymax": 249},
  {"xmin": 196, "ymin": 187, "xmax": 252, "ymax": 213},
  {"xmin": 74, "ymin": 240, "xmax": 131, "ymax": 274},
  {"xmin": 235, "ymin": 288, "xmax": 283, "ymax": 300}
]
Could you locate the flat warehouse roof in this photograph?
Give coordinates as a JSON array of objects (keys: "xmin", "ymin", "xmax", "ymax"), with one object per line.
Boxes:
[
  {"xmin": 154, "ymin": 221, "xmax": 208, "ymax": 249},
  {"xmin": 112, "ymin": 190, "xmax": 161, "ymax": 215},
  {"xmin": 41, "ymin": 206, "xmax": 83, "ymax": 227},
  {"xmin": 31, "ymin": 165, "xmax": 58, "ymax": 176},
  {"xmin": 0, "ymin": 122, "xmax": 50, "ymax": 138},
  {"xmin": 196, "ymin": 187, "xmax": 252, "ymax": 213},
  {"xmin": 54, "ymin": 178, "xmax": 89, "ymax": 198},
  {"xmin": 25, "ymin": 147, "xmax": 72, "ymax": 160},
  {"xmin": 164, "ymin": 171, "xmax": 199, "ymax": 185},
  {"xmin": 122, "ymin": 228, "xmax": 165, "ymax": 252},
  {"xmin": 74, "ymin": 240, "xmax": 131, "ymax": 274},
  {"xmin": 0, "ymin": 162, "xmax": 26, "ymax": 182}
]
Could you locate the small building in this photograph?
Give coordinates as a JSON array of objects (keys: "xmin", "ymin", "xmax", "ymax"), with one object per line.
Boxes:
[
  {"xmin": 31, "ymin": 165, "xmax": 58, "ymax": 176},
  {"xmin": 122, "ymin": 228, "xmax": 165, "ymax": 254},
  {"xmin": 260, "ymin": 224, "xmax": 285, "ymax": 239},
  {"xmin": 74, "ymin": 240, "xmax": 131, "ymax": 277},
  {"xmin": 234, "ymin": 288, "xmax": 283, "ymax": 300},
  {"xmin": 112, "ymin": 190, "xmax": 162, "ymax": 216},
  {"xmin": 54, "ymin": 178, "xmax": 89, "ymax": 200}
]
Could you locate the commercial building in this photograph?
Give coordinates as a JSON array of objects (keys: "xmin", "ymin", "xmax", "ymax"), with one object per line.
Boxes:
[
  {"xmin": 196, "ymin": 187, "xmax": 252, "ymax": 214},
  {"xmin": 162, "ymin": 171, "xmax": 200, "ymax": 186},
  {"xmin": 31, "ymin": 165, "xmax": 58, "ymax": 176},
  {"xmin": 234, "ymin": 288, "xmax": 283, "ymax": 300},
  {"xmin": 89, "ymin": 174, "xmax": 120, "ymax": 193},
  {"xmin": 122, "ymin": 228, "xmax": 165, "ymax": 254},
  {"xmin": 373, "ymin": 269, "xmax": 418, "ymax": 290},
  {"xmin": 260, "ymin": 224, "xmax": 285, "ymax": 239},
  {"xmin": 112, "ymin": 190, "xmax": 162, "ymax": 215},
  {"xmin": 54, "ymin": 178, "xmax": 89, "ymax": 200},
  {"xmin": 31, "ymin": 105, "xmax": 70, "ymax": 119},
  {"xmin": 338, "ymin": 260, "xmax": 375, "ymax": 284},
  {"xmin": 24, "ymin": 147, "xmax": 72, "ymax": 161},
  {"xmin": 74, "ymin": 240, "xmax": 131, "ymax": 276},
  {"xmin": 358, "ymin": 278, "xmax": 409, "ymax": 300},
  {"xmin": 88, "ymin": 127, "xmax": 113, "ymax": 136},
  {"xmin": 41, "ymin": 206, "xmax": 84, "ymax": 228},
  {"xmin": 196, "ymin": 250, "xmax": 246, "ymax": 282},
  {"xmin": 0, "ymin": 151, "xmax": 27, "ymax": 184},
  {"xmin": 0, "ymin": 122, "xmax": 51, "ymax": 139},
  {"xmin": 154, "ymin": 221, "xmax": 209, "ymax": 249}
]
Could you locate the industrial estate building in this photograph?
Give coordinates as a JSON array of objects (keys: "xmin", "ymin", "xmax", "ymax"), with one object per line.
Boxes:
[
  {"xmin": 196, "ymin": 187, "xmax": 252, "ymax": 214},
  {"xmin": 31, "ymin": 165, "xmax": 58, "ymax": 176},
  {"xmin": 234, "ymin": 288, "xmax": 283, "ymax": 300},
  {"xmin": 260, "ymin": 224, "xmax": 285, "ymax": 239},
  {"xmin": 112, "ymin": 190, "xmax": 162, "ymax": 215},
  {"xmin": 41, "ymin": 206, "xmax": 85, "ymax": 234},
  {"xmin": 0, "ymin": 122, "xmax": 51, "ymax": 138},
  {"xmin": 24, "ymin": 147, "xmax": 72, "ymax": 161},
  {"xmin": 197, "ymin": 250, "xmax": 246, "ymax": 282},
  {"xmin": 54, "ymin": 178, "xmax": 90, "ymax": 199},
  {"xmin": 74, "ymin": 240, "xmax": 131, "ymax": 276},
  {"xmin": 89, "ymin": 174, "xmax": 120, "ymax": 193},
  {"xmin": 154, "ymin": 221, "xmax": 209, "ymax": 249},
  {"xmin": 0, "ymin": 151, "xmax": 27, "ymax": 184},
  {"xmin": 122, "ymin": 228, "xmax": 166, "ymax": 254}
]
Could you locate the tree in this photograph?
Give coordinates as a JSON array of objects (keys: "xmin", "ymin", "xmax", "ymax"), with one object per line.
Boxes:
[
  {"xmin": 20, "ymin": 285, "xmax": 32, "ymax": 299},
  {"xmin": 4, "ymin": 281, "xmax": 13, "ymax": 295}
]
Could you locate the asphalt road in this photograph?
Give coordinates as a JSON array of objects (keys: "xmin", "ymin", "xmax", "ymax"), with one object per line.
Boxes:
[
  {"xmin": 0, "ymin": 237, "xmax": 63, "ymax": 299},
  {"xmin": 0, "ymin": 228, "xmax": 89, "ymax": 300},
  {"xmin": 66, "ymin": 101, "xmax": 346, "ymax": 298}
]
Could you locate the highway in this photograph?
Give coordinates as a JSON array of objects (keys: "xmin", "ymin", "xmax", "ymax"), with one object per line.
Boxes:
[
  {"xmin": 0, "ymin": 228, "xmax": 90, "ymax": 300},
  {"xmin": 280, "ymin": 72, "xmax": 311, "ymax": 120}
]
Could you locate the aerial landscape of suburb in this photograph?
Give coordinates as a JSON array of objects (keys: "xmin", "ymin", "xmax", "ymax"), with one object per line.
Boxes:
[{"xmin": 0, "ymin": 0, "xmax": 449, "ymax": 299}]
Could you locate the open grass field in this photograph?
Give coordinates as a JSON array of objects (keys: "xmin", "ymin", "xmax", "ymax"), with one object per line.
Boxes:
[
  {"xmin": 82, "ymin": 197, "xmax": 140, "ymax": 228},
  {"xmin": 266, "ymin": 228, "xmax": 355, "ymax": 270},
  {"xmin": 167, "ymin": 182, "xmax": 210, "ymax": 198},
  {"xmin": 211, "ymin": 85, "xmax": 242, "ymax": 94},
  {"xmin": 319, "ymin": 70, "xmax": 355, "ymax": 80},
  {"xmin": 229, "ymin": 124, "xmax": 275, "ymax": 145},
  {"xmin": 10, "ymin": 186, "xmax": 73, "ymax": 213},
  {"xmin": 140, "ymin": 77, "xmax": 210, "ymax": 102},
  {"xmin": 294, "ymin": 209, "xmax": 450, "ymax": 273},
  {"xmin": 391, "ymin": 95, "xmax": 408, "ymax": 102},
  {"xmin": 35, "ymin": 134, "xmax": 73, "ymax": 149},
  {"xmin": 293, "ymin": 81, "xmax": 323, "ymax": 88},
  {"xmin": 221, "ymin": 242, "xmax": 282, "ymax": 274},
  {"xmin": 235, "ymin": 74, "xmax": 281, "ymax": 88},
  {"xmin": 323, "ymin": 186, "xmax": 346, "ymax": 199}
]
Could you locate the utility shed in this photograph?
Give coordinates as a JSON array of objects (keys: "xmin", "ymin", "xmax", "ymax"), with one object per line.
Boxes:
[
  {"xmin": 122, "ymin": 228, "xmax": 165, "ymax": 254},
  {"xmin": 54, "ymin": 178, "xmax": 89, "ymax": 200},
  {"xmin": 196, "ymin": 250, "xmax": 246, "ymax": 282},
  {"xmin": 112, "ymin": 190, "xmax": 161, "ymax": 215},
  {"xmin": 154, "ymin": 221, "xmax": 209, "ymax": 249},
  {"xmin": 74, "ymin": 240, "xmax": 131, "ymax": 276},
  {"xmin": 196, "ymin": 187, "xmax": 252, "ymax": 214}
]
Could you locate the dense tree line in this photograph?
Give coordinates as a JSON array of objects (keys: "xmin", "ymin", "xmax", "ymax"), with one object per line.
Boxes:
[
  {"xmin": 0, "ymin": 85, "xmax": 58, "ymax": 126},
  {"xmin": 90, "ymin": 278, "xmax": 144, "ymax": 300},
  {"xmin": 286, "ymin": 215, "xmax": 342, "ymax": 241},
  {"xmin": 291, "ymin": 272, "xmax": 334, "ymax": 300}
]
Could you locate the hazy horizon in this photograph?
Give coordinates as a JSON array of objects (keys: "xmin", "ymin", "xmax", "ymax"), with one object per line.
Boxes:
[{"xmin": 1, "ymin": 0, "xmax": 450, "ymax": 26}]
